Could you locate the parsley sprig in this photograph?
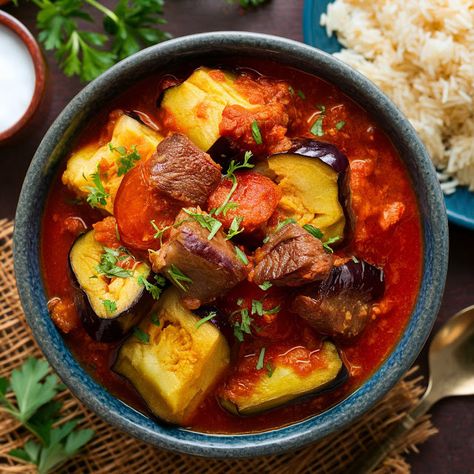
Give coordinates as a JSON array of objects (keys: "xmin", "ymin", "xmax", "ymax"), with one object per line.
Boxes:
[
  {"xmin": 17, "ymin": 0, "xmax": 170, "ymax": 82},
  {"xmin": 96, "ymin": 247, "xmax": 133, "ymax": 279},
  {"xmin": 109, "ymin": 143, "xmax": 141, "ymax": 176},
  {"xmin": 182, "ymin": 209, "xmax": 222, "ymax": 240},
  {"xmin": 138, "ymin": 274, "xmax": 166, "ymax": 299},
  {"xmin": 303, "ymin": 224, "xmax": 341, "ymax": 253},
  {"xmin": 167, "ymin": 264, "xmax": 192, "ymax": 291},
  {"xmin": 85, "ymin": 169, "xmax": 109, "ymax": 208},
  {"xmin": 0, "ymin": 358, "xmax": 94, "ymax": 473}
]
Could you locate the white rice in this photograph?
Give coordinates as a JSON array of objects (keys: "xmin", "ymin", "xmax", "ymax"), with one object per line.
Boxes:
[{"xmin": 321, "ymin": 0, "xmax": 474, "ymax": 191}]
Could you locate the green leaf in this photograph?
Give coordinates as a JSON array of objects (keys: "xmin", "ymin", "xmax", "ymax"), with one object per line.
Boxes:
[
  {"xmin": 336, "ymin": 120, "xmax": 346, "ymax": 130},
  {"xmin": 96, "ymin": 247, "xmax": 133, "ymax": 279},
  {"xmin": 256, "ymin": 347, "xmax": 266, "ymax": 370},
  {"xmin": 138, "ymin": 274, "xmax": 165, "ymax": 300},
  {"xmin": 167, "ymin": 265, "xmax": 192, "ymax": 292},
  {"xmin": 258, "ymin": 281, "xmax": 272, "ymax": 291},
  {"xmin": 85, "ymin": 169, "xmax": 109, "ymax": 209},
  {"xmin": 195, "ymin": 311, "xmax": 217, "ymax": 329},
  {"xmin": 251, "ymin": 120, "xmax": 263, "ymax": 144},
  {"xmin": 9, "ymin": 447, "xmax": 34, "ymax": 464},
  {"xmin": 234, "ymin": 246, "xmax": 248, "ymax": 265},
  {"xmin": 109, "ymin": 143, "xmax": 141, "ymax": 176},
  {"xmin": 0, "ymin": 376, "xmax": 9, "ymax": 397},
  {"xmin": 64, "ymin": 428, "xmax": 95, "ymax": 455},
  {"xmin": 297, "ymin": 89, "xmax": 306, "ymax": 99},
  {"xmin": 310, "ymin": 117, "xmax": 324, "ymax": 137},
  {"xmin": 102, "ymin": 299, "xmax": 117, "ymax": 314},
  {"xmin": 303, "ymin": 224, "xmax": 324, "ymax": 240},
  {"xmin": 226, "ymin": 216, "xmax": 244, "ymax": 240},
  {"xmin": 275, "ymin": 217, "xmax": 296, "ymax": 232},
  {"xmin": 323, "ymin": 235, "xmax": 341, "ymax": 253},
  {"xmin": 28, "ymin": 400, "xmax": 62, "ymax": 444},
  {"xmin": 133, "ymin": 327, "xmax": 150, "ymax": 344}
]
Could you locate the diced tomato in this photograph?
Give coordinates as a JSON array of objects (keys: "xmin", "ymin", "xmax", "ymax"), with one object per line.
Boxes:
[
  {"xmin": 48, "ymin": 296, "xmax": 82, "ymax": 334},
  {"xmin": 207, "ymin": 171, "xmax": 281, "ymax": 233},
  {"xmin": 93, "ymin": 216, "xmax": 120, "ymax": 248},
  {"xmin": 114, "ymin": 164, "xmax": 180, "ymax": 251}
]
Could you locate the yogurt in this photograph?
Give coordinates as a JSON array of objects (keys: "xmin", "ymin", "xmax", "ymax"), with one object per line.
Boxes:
[{"xmin": 0, "ymin": 23, "xmax": 36, "ymax": 133}]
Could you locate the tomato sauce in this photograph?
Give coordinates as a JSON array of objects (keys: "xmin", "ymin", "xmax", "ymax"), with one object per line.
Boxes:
[{"xmin": 40, "ymin": 59, "xmax": 422, "ymax": 434}]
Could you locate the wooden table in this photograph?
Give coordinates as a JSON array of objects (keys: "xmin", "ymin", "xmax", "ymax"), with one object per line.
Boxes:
[{"xmin": 1, "ymin": 1, "xmax": 472, "ymax": 472}]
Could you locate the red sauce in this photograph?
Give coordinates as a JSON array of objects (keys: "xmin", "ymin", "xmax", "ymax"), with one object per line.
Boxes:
[{"xmin": 40, "ymin": 59, "xmax": 422, "ymax": 434}]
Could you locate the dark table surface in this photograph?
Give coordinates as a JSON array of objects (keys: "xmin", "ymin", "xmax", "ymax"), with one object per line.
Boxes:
[{"xmin": 1, "ymin": 0, "xmax": 473, "ymax": 472}]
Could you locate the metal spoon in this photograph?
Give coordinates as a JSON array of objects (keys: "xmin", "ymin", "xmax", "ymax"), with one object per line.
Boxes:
[{"xmin": 348, "ymin": 305, "xmax": 474, "ymax": 473}]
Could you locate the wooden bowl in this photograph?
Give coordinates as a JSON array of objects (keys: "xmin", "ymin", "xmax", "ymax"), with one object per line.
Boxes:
[{"xmin": 0, "ymin": 10, "xmax": 46, "ymax": 143}]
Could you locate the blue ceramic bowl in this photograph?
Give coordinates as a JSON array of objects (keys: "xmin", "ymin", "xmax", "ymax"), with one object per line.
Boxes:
[{"xmin": 14, "ymin": 32, "xmax": 448, "ymax": 457}]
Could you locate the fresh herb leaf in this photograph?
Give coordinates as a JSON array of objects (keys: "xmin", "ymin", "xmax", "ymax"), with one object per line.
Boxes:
[
  {"xmin": 256, "ymin": 347, "xmax": 266, "ymax": 370},
  {"xmin": 167, "ymin": 264, "xmax": 192, "ymax": 291},
  {"xmin": 266, "ymin": 361, "xmax": 275, "ymax": 378},
  {"xmin": 102, "ymin": 299, "xmax": 116, "ymax": 314},
  {"xmin": 233, "ymin": 308, "xmax": 253, "ymax": 342},
  {"xmin": 262, "ymin": 235, "xmax": 270, "ymax": 244},
  {"xmin": 182, "ymin": 209, "xmax": 222, "ymax": 240},
  {"xmin": 318, "ymin": 104, "xmax": 326, "ymax": 113},
  {"xmin": 133, "ymin": 327, "xmax": 150, "ymax": 344},
  {"xmin": 85, "ymin": 169, "xmax": 109, "ymax": 208},
  {"xmin": 226, "ymin": 216, "xmax": 244, "ymax": 240},
  {"xmin": 96, "ymin": 247, "xmax": 133, "ymax": 279},
  {"xmin": 232, "ymin": 0, "xmax": 269, "ymax": 7},
  {"xmin": 258, "ymin": 281, "xmax": 272, "ymax": 291},
  {"xmin": 138, "ymin": 274, "xmax": 165, "ymax": 300},
  {"xmin": 275, "ymin": 217, "xmax": 296, "ymax": 232},
  {"xmin": 236, "ymin": 298, "xmax": 244, "ymax": 307},
  {"xmin": 251, "ymin": 120, "xmax": 263, "ymax": 145},
  {"xmin": 251, "ymin": 299, "xmax": 264, "ymax": 316},
  {"xmin": 303, "ymin": 224, "xmax": 324, "ymax": 239},
  {"xmin": 323, "ymin": 236, "xmax": 341, "ymax": 253},
  {"xmin": 310, "ymin": 117, "xmax": 324, "ymax": 137},
  {"xmin": 109, "ymin": 143, "xmax": 141, "ymax": 176},
  {"xmin": 150, "ymin": 312, "xmax": 160, "ymax": 326},
  {"xmin": 150, "ymin": 220, "xmax": 171, "ymax": 244},
  {"xmin": 336, "ymin": 120, "xmax": 346, "ymax": 130},
  {"xmin": 195, "ymin": 311, "xmax": 217, "ymax": 329},
  {"xmin": 264, "ymin": 305, "xmax": 280, "ymax": 315},
  {"xmin": 352, "ymin": 256, "xmax": 359, "ymax": 263},
  {"xmin": 234, "ymin": 246, "xmax": 248, "ymax": 265},
  {"xmin": 297, "ymin": 89, "xmax": 306, "ymax": 99}
]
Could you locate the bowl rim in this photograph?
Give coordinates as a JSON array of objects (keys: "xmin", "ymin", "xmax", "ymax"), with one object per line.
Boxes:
[
  {"xmin": 13, "ymin": 31, "xmax": 448, "ymax": 457},
  {"xmin": 0, "ymin": 10, "xmax": 46, "ymax": 143}
]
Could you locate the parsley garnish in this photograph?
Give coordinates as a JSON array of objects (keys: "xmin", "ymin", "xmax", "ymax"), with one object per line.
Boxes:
[
  {"xmin": 150, "ymin": 220, "xmax": 171, "ymax": 244},
  {"xmin": 233, "ymin": 307, "xmax": 253, "ymax": 342},
  {"xmin": 318, "ymin": 104, "xmax": 326, "ymax": 113},
  {"xmin": 256, "ymin": 347, "xmax": 266, "ymax": 370},
  {"xmin": 234, "ymin": 246, "xmax": 248, "ymax": 265},
  {"xmin": 288, "ymin": 85, "xmax": 295, "ymax": 95},
  {"xmin": 167, "ymin": 265, "xmax": 192, "ymax": 291},
  {"xmin": 138, "ymin": 274, "xmax": 166, "ymax": 300},
  {"xmin": 251, "ymin": 120, "xmax": 263, "ymax": 145},
  {"xmin": 85, "ymin": 169, "xmax": 109, "ymax": 208},
  {"xmin": 275, "ymin": 217, "xmax": 296, "ymax": 232},
  {"xmin": 102, "ymin": 299, "xmax": 117, "ymax": 314},
  {"xmin": 336, "ymin": 120, "xmax": 346, "ymax": 130},
  {"xmin": 258, "ymin": 281, "xmax": 272, "ymax": 291},
  {"xmin": 182, "ymin": 209, "xmax": 222, "ymax": 240},
  {"xmin": 0, "ymin": 358, "xmax": 94, "ymax": 473},
  {"xmin": 265, "ymin": 305, "xmax": 280, "ymax": 315},
  {"xmin": 96, "ymin": 247, "xmax": 133, "ymax": 279},
  {"xmin": 215, "ymin": 151, "xmax": 254, "ymax": 216},
  {"xmin": 109, "ymin": 143, "xmax": 141, "ymax": 176},
  {"xmin": 266, "ymin": 361, "xmax": 275, "ymax": 378},
  {"xmin": 251, "ymin": 299, "xmax": 264, "ymax": 316},
  {"xmin": 352, "ymin": 256, "xmax": 359, "ymax": 263},
  {"xmin": 133, "ymin": 327, "xmax": 150, "ymax": 344},
  {"xmin": 262, "ymin": 235, "xmax": 270, "ymax": 244},
  {"xmin": 150, "ymin": 312, "xmax": 160, "ymax": 326},
  {"xmin": 297, "ymin": 90, "xmax": 306, "ymax": 100},
  {"xmin": 303, "ymin": 223, "xmax": 324, "ymax": 239},
  {"xmin": 226, "ymin": 216, "xmax": 244, "ymax": 240},
  {"xmin": 195, "ymin": 311, "xmax": 217, "ymax": 329},
  {"xmin": 323, "ymin": 236, "xmax": 341, "ymax": 253},
  {"xmin": 311, "ymin": 117, "xmax": 324, "ymax": 137}
]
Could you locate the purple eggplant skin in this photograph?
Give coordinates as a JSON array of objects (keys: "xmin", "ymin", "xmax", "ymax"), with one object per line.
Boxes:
[
  {"xmin": 289, "ymin": 139, "xmax": 349, "ymax": 174},
  {"xmin": 206, "ymin": 136, "xmax": 244, "ymax": 168},
  {"xmin": 193, "ymin": 305, "xmax": 233, "ymax": 342},
  {"xmin": 321, "ymin": 259, "xmax": 385, "ymax": 300}
]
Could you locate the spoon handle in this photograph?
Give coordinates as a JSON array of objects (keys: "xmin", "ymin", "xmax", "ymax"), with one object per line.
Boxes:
[{"xmin": 345, "ymin": 394, "xmax": 435, "ymax": 474}]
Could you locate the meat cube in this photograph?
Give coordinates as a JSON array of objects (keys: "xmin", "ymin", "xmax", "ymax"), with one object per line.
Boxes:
[
  {"xmin": 250, "ymin": 223, "xmax": 333, "ymax": 287},
  {"xmin": 149, "ymin": 209, "xmax": 247, "ymax": 309},
  {"xmin": 147, "ymin": 133, "xmax": 222, "ymax": 207}
]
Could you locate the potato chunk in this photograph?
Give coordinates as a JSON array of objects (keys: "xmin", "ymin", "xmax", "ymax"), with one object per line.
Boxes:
[
  {"xmin": 62, "ymin": 113, "xmax": 163, "ymax": 214},
  {"xmin": 114, "ymin": 288, "xmax": 230, "ymax": 424}
]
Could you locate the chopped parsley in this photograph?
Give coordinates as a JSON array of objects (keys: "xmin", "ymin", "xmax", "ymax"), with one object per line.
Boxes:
[
  {"xmin": 150, "ymin": 312, "xmax": 160, "ymax": 326},
  {"xmin": 138, "ymin": 274, "xmax": 166, "ymax": 300},
  {"xmin": 251, "ymin": 120, "xmax": 263, "ymax": 145},
  {"xmin": 323, "ymin": 235, "xmax": 341, "ymax": 253},
  {"xmin": 336, "ymin": 120, "xmax": 346, "ymax": 130},
  {"xmin": 167, "ymin": 265, "xmax": 192, "ymax": 291},
  {"xmin": 109, "ymin": 143, "xmax": 141, "ymax": 176},
  {"xmin": 288, "ymin": 85, "xmax": 295, "ymax": 95},
  {"xmin": 275, "ymin": 217, "xmax": 296, "ymax": 232},
  {"xmin": 303, "ymin": 223, "xmax": 324, "ymax": 239},
  {"xmin": 310, "ymin": 117, "xmax": 324, "ymax": 137},
  {"xmin": 195, "ymin": 311, "xmax": 217, "ymax": 329},
  {"xmin": 85, "ymin": 170, "xmax": 109, "ymax": 208},
  {"xmin": 226, "ymin": 216, "xmax": 244, "ymax": 240},
  {"xmin": 352, "ymin": 256, "xmax": 359, "ymax": 263},
  {"xmin": 251, "ymin": 299, "xmax": 264, "ymax": 316},
  {"xmin": 102, "ymin": 299, "xmax": 117, "ymax": 314},
  {"xmin": 133, "ymin": 327, "xmax": 149, "ymax": 344},
  {"xmin": 96, "ymin": 247, "xmax": 133, "ymax": 279},
  {"xmin": 234, "ymin": 246, "xmax": 248, "ymax": 265},
  {"xmin": 256, "ymin": 347, "xmax": 266, "ymax": 370},
  {"xmin": 258, "ymin": 281, "xmax": 272, "ymax": 291},
  {"xmin": 266, "ymin": 361, "xmax": 275, "ymax": 377},
  {"xmin": 297, "ymin": 89, "xmax": 306, "ymax": 100},
  {"xmin": 150, "ymin": 220, "xmax": 171, "ymax": 243},
  {"xmin": 182, "ymin": 209, "xmax": 222, "ymax": 240},
  {"xmin": 265, "ymin": 305, "xmax": 280, "ymax": 315},
  {"xmin": 318, "ymin": 104, "xmax": 326, "ymax": 113},
  {"xmin": 233, "ymin": 307, "xmax": 253, "ymax": 342}
]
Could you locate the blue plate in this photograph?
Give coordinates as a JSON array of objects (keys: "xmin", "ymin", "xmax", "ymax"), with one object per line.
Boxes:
[{"xmin": 303, "ymin": 0, "xmax": 474, "ymax": 230}]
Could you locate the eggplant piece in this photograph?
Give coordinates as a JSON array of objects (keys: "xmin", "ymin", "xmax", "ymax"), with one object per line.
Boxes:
[
  {"xmin": 69, "ymin": 230, "xmax": 153, "ymax": 342},
  {"xmin": 292, "ymin": 260, "xmax": 385, "ymax": 339},
  {"xmin": 114, "ymin": 288, "xmax": 230, "ymax": 425},
  {"xmin": 219, "ymin": 341, "xmax": 346, "ymax": 416},
  {"xmin": 289, "ymin": 139, "xmax": 349, "ymax": 173},
  {"xmin": 160, "ymin": 67, "xmax": 257, "ymax": 152},
  {"xmin": 62, "ymin": 113, "xmax": 163, "ymax": 214}
]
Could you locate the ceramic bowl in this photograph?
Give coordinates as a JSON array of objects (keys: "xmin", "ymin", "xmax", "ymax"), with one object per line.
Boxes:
[
  {"xmin": 0, "ymin": 10, "xmax": 45, "ymax": 143},
  {"xmin": 14, "ymin": 32, "xmax": 448, "ymax": 457}
]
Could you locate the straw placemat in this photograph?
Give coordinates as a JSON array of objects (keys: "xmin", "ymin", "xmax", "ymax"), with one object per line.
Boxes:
[{"xmin": 0, "ymin": 218, "xmax": 437, "ymax": 473}]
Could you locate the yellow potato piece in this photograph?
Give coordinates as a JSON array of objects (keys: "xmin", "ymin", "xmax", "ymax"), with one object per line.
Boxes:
[
  {"xmin": 62, "ymin": 114, "xmax": 163, "ymax": 214},
  {"xmin": 114, "ymin": 288, "xmax": 230, "ymax": 425}
]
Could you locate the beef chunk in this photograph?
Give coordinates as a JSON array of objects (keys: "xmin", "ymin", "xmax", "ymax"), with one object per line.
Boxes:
[
  {"xmin": 149, "ymin": 209, "xmax": 247, "ymax": 309},
  {"xmin": 147, "ymin": 133, "xmax": 222, "ymax": 207},
  {"xmin": 292, "ymin": 260, "xmax": 384, "ymax": 339},
  {"xmin": 250, "ymin": 223, "xmax": 333, "ymax": 287}
]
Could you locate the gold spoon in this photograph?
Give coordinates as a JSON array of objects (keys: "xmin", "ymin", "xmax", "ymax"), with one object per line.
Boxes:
[{"xmin": 348, "ymin": 305, "xmax": 474, "ymax": 473}]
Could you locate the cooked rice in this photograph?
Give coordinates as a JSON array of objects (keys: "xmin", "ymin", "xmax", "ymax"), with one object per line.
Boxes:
[{"xmin": 321, "ymin": 0, "xmax": 474, "ymax": 191}]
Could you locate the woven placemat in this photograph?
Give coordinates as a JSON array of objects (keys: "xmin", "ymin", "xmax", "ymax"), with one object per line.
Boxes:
[{"xmin": 0, "ymin": 218, "xmax": 437, "ymax": 473}]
